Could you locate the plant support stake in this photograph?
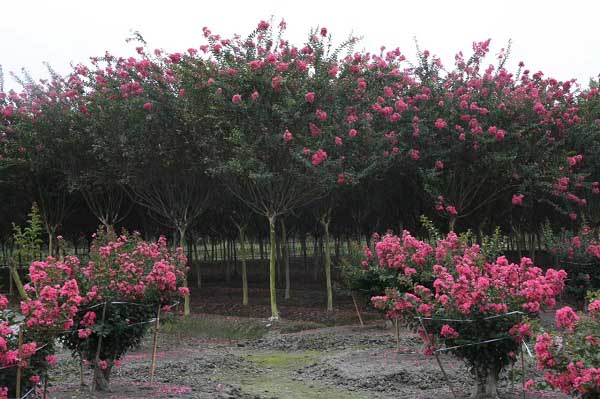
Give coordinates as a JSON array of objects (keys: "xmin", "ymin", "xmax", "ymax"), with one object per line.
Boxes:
[
  {"xmin": 15, "ymin": 326, "xmax": 24, "ymax": 398},
  {"xmin": 91, "ymin": 301, "xmax": 109, "ymax": 393},
  {"xmin": 150, "ymin": 304, "xmax": 161, "ymax": 384}
]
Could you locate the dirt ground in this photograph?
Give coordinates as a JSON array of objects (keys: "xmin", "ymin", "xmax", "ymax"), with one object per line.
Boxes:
[{"xmin": 45, "ymin": 287, "xmax": 569, "ymax": 399}]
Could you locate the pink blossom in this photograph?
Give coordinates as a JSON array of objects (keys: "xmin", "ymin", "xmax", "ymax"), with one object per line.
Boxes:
[
  {"xmin": 445, "ymin": 206, "xmax": 458, "ymax": 215},
  {"xmin": 348, "ymin": 129, "xmax": 358, "ymax": 137},
  {"xmin": 316, "ymin": 109, "xmax": 327, "ymax": 121},
  {"xmin": 555, "ymin": 306, "xmax": 579, "ymax": 331},
  {"xmin": 143, "ymin": 102, "xmax": 153, "ymax": 111},
  {"xmin": 251, "ymin": 91, "xmax": 260, "ymax": 101},
  {"xmin": 45, "ymin": 355, "xmax": 58, "ymax": 365},
  {"xmin": 305, "ymin": 92, "xmax": 315, "ymax": 103},
  {"xmin": 569, "ymin": 213, "xmax": 577, "ymax": 221},
  {"xmin": 512, "ymin": 194, "xmax": 524, "ymax": 206},
  {"xmin": 588, "ymin": 300, "xmax": 600, "ymax": 318},
  {"xmin": 335, "ymin": 136, "xmax": 343, "ymax": 146},
  {"xmin": 271, "ymin": 76, "xmax": 283, "ymax": 91},
  {"xmin": 495, "ymin": 129, "xmax": 506, "ymax": 141},
  {"xmin": 440, "ymin": 324, "xmax": 459, "ymax": 339},
  {"xmin": 434, "ymin": 118, "xmax": 447, "ymax": 129},
  {"xmin": 410, "ymin": 149, "xmax": 420, "ymax": 161},
  {"xmin": 231, "ymin": 94, "xmax": 242, "ymax": 104},
  {"xmin": 257, "ymin": 20, "xmax": 270, "ymax": 31},
  {"xmin": 283, "ymin": 129, "xmax": 293, "ymax": 142},
  {"xmin": 311, "ymin": 149, "xmax": 328, "ymax": 166}
]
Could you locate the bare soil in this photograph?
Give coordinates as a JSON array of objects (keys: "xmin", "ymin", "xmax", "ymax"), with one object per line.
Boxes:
[{"xmin": 45, "ymin": 287, "xmax": 569, "ymax": 399}]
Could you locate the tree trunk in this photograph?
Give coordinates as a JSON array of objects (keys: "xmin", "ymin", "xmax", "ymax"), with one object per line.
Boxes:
[
  {"xmin": 301, "ymin": 235, "xmax": 308, "ymax": 272},
  {"xmin": 471, "ymin": 366, "xmax": 500, "ymax": 399},
  {"xmin": 239, "ymin": 226, "xmax": 249, "ymax": 306},
  {"xmin": 268, "ymin": 215, "xmax": 279, "ymax": 320},
  {"xmin": 9, "ymin": 258, "xmax": 28, "ymax": 300},
  {"xmin": 312, "ymin": 236, "xmax": 320, "ymax": 282},
  {"xmin": 193, "ymin": 241, "xmax": 201, "ymax": 289},
  {"xmin": 179, "ymin": 227, "xmax": 190, "ymax": 317},
  {"xmin": 93, "ymin": 364, "xmax": 113, "ymax": 392},
  {"xmin": 321, "ymin": 215, "xmax": 333, "ymax": 312},
  {"xmin": 276, "ymin": 227, "xmax": 282, "ymax": 285},
  {"xmin": 48, "ymin": 230, "xmax": 54, "ymax": 258},
  {"xmin": 281, "ymin": 219, "xmax": 290, "ymax": 300},
  {"xmin": 259, "ymin": 237, "xmax": 264, "ymax": 260},
  {"xmin": 449, "ymin": 217, "xmax": 456, "ymax": 232}
]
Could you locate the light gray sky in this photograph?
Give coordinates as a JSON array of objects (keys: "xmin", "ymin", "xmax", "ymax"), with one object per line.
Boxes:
[{"xmin": 1, "ymin": 0, "xmax": 599, "ymax": 91}]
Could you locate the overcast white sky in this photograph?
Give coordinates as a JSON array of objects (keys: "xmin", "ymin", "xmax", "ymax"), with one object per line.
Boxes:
[{"xmin": 1, "ymin": 0, "xmax": 599, "ymax": 91}]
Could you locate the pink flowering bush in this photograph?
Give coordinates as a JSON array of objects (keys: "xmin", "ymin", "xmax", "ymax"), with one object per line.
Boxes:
[
  {"xmin": 60, "ymin": 229, "xmax": 186, "ymax": 390},
  {"xmin": 0, "ymin": 294, "xmax": 52, "ymax": 398},
  {"xmin": 20, "ymin": 228, "xmax": 188, "ymax": 391},
  {"xmin": 533, "ymin": 291, "xmax": 600, "ymax": 398},
  {"xmin": 368, "ymin": 229, "xmax": 566, "ymax": 398}
]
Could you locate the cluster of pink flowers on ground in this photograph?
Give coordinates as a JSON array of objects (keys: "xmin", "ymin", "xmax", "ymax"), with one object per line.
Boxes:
[{"xmin": 534, "ymin": 298, "xmax": 600, "ymax": 397}]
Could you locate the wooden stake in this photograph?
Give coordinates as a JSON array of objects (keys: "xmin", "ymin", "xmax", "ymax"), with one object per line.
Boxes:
[
  {"xmin": 91, "ymin": 301, "xmax": 108, "ymax": 393},
  {"xmin": 351, "ymin": 292, "xmax": 364, "ymax": 327},
  {"xmin": 521, "ymin": 342, "xmax": 526, "ymax": 399},
  {"xmin": 16, "ymin": 327, "xmax": 24, "ymax": 398},
  {"xmin": 149, "ymin": 304, "xmax": 161, "ymax": 384}
]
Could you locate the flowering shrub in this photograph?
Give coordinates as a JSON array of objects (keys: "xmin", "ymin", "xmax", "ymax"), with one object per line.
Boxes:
[
  {"xmin": 51, "ymin": 229, "xmax": 188, "ymax": 390},
  {"xmin": 0, "ymin": 294, "xmax": 53, "ymax": 398},
  {"xmin": 9, "ymin": 229, "xmax": 188, "ymax": 391},
  {"xmin": 368, "ymin": 230, "xmax": 566, "ymax": 398},
  {"xmin": 533, "ymin": 291, "xmax": 600, "ymax": 398}
]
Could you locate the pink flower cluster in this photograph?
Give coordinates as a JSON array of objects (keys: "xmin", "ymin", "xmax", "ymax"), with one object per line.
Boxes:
[
  {"xmin": 370, "ymin": 231, "xmax": 433, "ymax": 277},
  {"xmin": 311, "ymin": 149, "xmax": 328, "ymax": 166},
  {"xmin": 534, "ymin": 300, "xmax": 600, "ymax": 396}
]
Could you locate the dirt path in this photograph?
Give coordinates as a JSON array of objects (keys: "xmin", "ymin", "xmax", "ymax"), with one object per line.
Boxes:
[{"xmin": 45, "ymin": 314, "xmax": 569, "ymax": 399}]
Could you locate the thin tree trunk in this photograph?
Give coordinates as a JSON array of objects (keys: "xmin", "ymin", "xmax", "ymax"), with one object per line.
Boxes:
[
  {"xmin": 179, "ymin": 227, "xmax": 190, "ymax": 317},
  {"xmin": 193, "ymin": 241, "xmax": 201, "ymax": 289},
  {"xmin": 301, "ymin": 235, "xmax": 308, "ymax": 272},
  {"xmin": 259, "ymin": 237, "xmax": 264, "ymax": 260},
  {"xmin": 449, "ymin": 217, "xmax": 456, "ymax": 232},
  {"xmin": 312, "ymin": 236, "xmax": 319, "ymax": 282},
  {"xmin": 321, "ymin": 214, "xmax": 333, "ymax": 312},
  {"xmin": 48, "ymin": 231, "xmax": 54, "ymax": 258},
  {"xmin": 238, "ymin": 226, "xmax": 249, "ymax": 306},
  {"xmin": 268, "ymin": 215, "xmax": 279, "ymax": 320},
  {"xmin": 276, "ymin": 227, "xmax": 282, "ymax": 285},
  {"xmin": 281, "ymin": 219, "xmax": 290, "ymax": 300}
]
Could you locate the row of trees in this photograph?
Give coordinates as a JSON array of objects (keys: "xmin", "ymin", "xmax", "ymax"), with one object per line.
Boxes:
[{"xmin": 1, "ymin": 19, "xmax": 600, "ymax": 319}]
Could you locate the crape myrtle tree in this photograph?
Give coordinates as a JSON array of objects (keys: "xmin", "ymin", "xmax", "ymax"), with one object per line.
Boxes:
[
  {"xmin": 71, "ymin": 61, "xmax": 135, "ymax": 230},
  {"xmin": 567, "ymin": 80, "xmax": 600, "ymax": 225},
  {"xmin": 74, "ymin": 43, "xmax": 219, "ymax": 316},
  {"xmin": 196, "ymin": 20, "xmax": 367, "ymax": 319},
  {"xmin": 389, "ymin": 40, "xmax": 585, "ymax": 232},
  {"xmin": 1, "ymin": 68, "xmax": 87, "ymax": 256},
  {"xmin": 309, "ymin": 41, "xmax": 426, "ymax": 311}
]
